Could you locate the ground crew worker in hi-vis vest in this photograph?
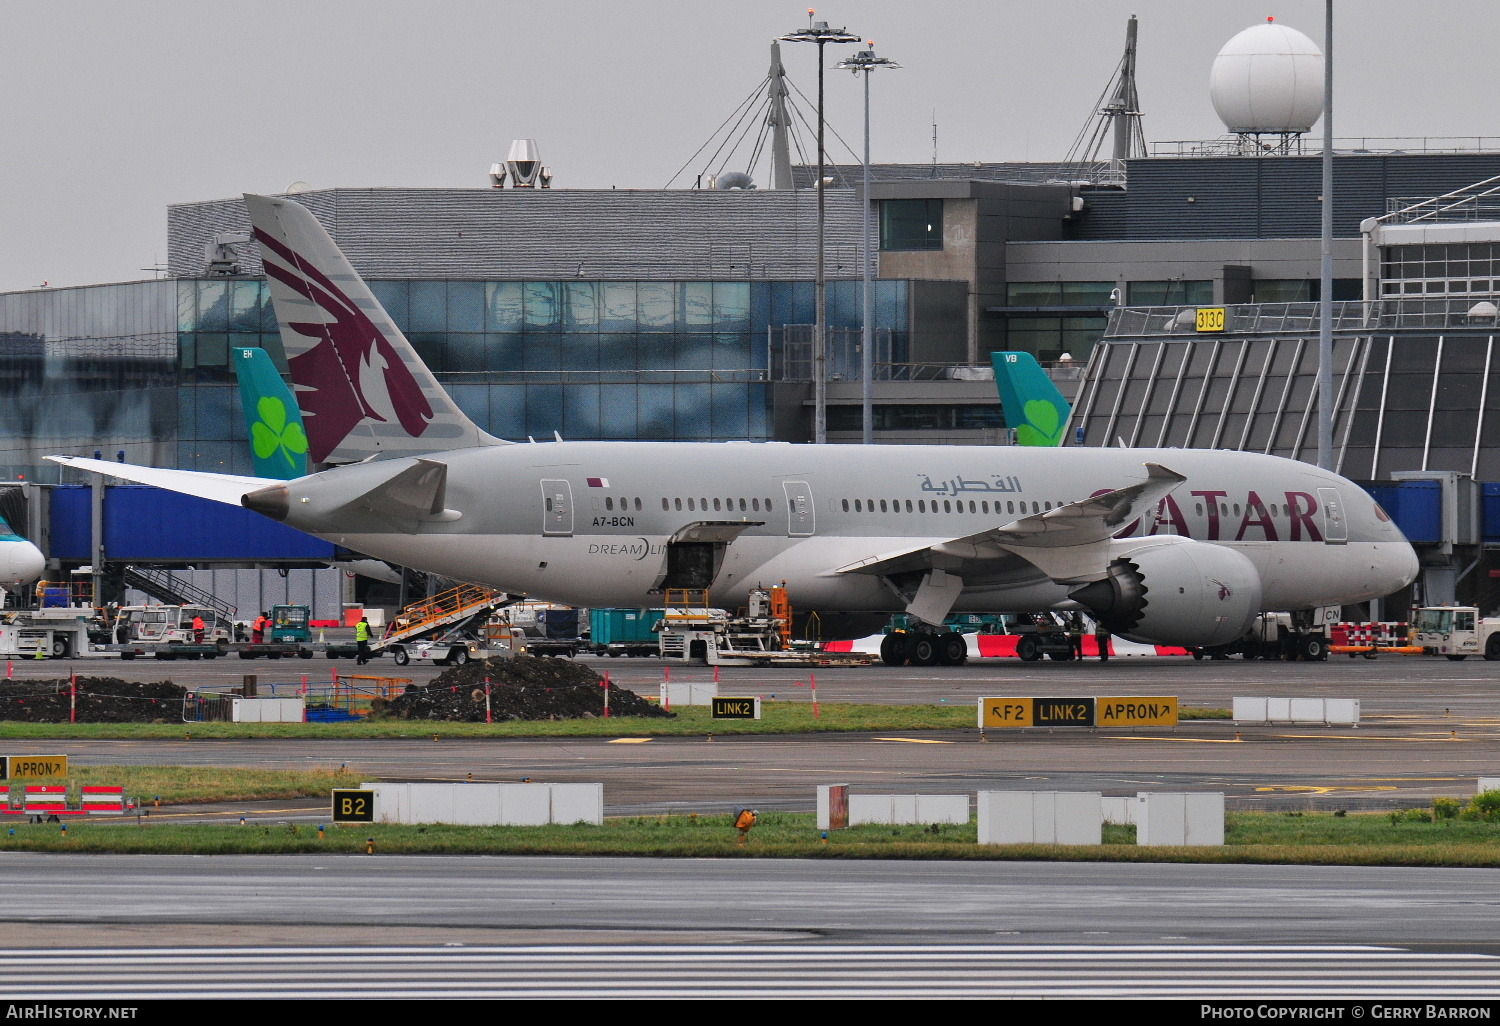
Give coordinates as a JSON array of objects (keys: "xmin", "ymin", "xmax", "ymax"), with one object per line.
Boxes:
[
  {"xmin": 192, "ymin": 614, "xmax": 205, "ymax": 644},
  {"xmin": 355, "ymin": 617, "xmax": 371, "ymax": 665}
]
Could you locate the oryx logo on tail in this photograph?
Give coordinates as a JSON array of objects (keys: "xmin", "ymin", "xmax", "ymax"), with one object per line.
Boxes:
[
  {"xmin": 243, "ymin": 193, "xmax": 504, "ymax": 463},
  {"xmin": 254, "ymin": 229, "xmax": 434, "ymax": 462}
]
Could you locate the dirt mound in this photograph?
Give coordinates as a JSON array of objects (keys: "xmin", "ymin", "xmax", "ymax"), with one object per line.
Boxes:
[
  {"xmin": 383, "ymin": 655, "xmax": 672, "ymax": 721},
  {"xmin": 0, "ymin": 677, "xmax": 187, "ymax": 723}
]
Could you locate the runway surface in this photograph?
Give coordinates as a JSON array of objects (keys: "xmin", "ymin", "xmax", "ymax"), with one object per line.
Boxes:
[
  {"xmin": 3, "ymin": 856, "xmax": 1500, "ymax": 997},
  {"xmin": 3, "ymin": 943, "xmax": 1498, "ymax": 999}
]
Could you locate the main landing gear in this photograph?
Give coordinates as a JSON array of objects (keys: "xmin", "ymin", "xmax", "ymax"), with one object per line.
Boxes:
[{"xmin": 880, "ymin": 630, "xmax": 967, "ymax": 667}]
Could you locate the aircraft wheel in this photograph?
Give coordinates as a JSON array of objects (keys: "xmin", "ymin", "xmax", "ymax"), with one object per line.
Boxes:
[
  {"xmin": 909, "ymin": 634, "xmax": 940, "ymax": 666},
  {"xmin": 879, "ymin": 632, "xmax": 909, "ymax": 667},
  {"xmin": 1241, "ymin": 640, "xmax": 1262, "ymax": 660},
  {"xmin": 1300, "ymin": 635, "xmax": 1329, "ymax": 661},
  {"xmin": 1015, "ymin": 636, "xmax": 1043, "ymax": 662},
  {"xmin": 1485, "ymin": 636, "xmax": 1500, "ymax": 662},
  {"xmin": 936, "ymin": 632, "xmax": 967, "ymax": 666}
]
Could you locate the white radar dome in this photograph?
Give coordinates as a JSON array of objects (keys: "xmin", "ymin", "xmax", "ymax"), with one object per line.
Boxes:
[{"xmin": 1209, "ymin": 20, "xmax": 1324, "ymax": 134}]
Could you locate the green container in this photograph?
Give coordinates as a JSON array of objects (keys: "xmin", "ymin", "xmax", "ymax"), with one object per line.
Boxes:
[{"xmin": 590, "ymin": 608, "xmax": 664, "ymax": 645}]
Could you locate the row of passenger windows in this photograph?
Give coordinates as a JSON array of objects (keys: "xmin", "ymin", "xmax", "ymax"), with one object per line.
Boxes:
[
  {"xmin": 601, "ymin": 495, "xmax": 777, "ymax": 513},
  {"xmin": 842, "ymin": 497, "xmax": 1064, "ymax": 515},
  {"xmin": 598, "ymin": 494, "xmax": 1303, "ymax": 519}
]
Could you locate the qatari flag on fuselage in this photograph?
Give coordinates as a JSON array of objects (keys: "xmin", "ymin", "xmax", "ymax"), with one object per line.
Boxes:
[{"xmin": 586, "ymin": 477, "xmax": 609, "ymax": 488}]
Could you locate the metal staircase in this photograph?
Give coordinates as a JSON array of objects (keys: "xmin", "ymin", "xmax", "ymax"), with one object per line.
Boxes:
[
  {"xmin": 122, "ymin": 566, "xmax": 236, "ymax": 621},
  {"xmin": 375, "ymin": 583, "xmax": 507, "ymax": 651}
]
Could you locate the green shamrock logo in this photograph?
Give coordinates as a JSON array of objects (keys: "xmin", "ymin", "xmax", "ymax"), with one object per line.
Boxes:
[
  {"xmin": 1015, "ymin": 399, "xmax": 1064, "ymax": 446},
  {"xmin": 251, "ymin": 396, "xmax": 309, "ymax": 471}
]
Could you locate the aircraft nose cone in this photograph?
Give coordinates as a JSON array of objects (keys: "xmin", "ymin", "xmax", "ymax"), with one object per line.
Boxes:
[
  {"xmin": 1394, "ymin": 542, "xmax": 1420, "ymax": 590},
  {"xmin": 0, "ymin": 541, "xmax": 46, "ymax": 587}
]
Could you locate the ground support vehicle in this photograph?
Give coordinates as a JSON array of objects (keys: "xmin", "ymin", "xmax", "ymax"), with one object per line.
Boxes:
[
  {"xmin": 506, "ymin": 603, "xmax": 587, "ymax": 658},
  {"xmin": 112, "ymin": 604, "xmax": 231, "ymax": 648},
  {"xmin": 1217, "ymin": 609, "xmax": 1338, "ymax": 661},
  {"xmin": 657, "ymin": 589, "xmax": 871, "ymax": 667},
  {"xmin": 525, "ymin": 637, "xmax": 584, "ymax": 658},
  {"xmin": 388, "ymin": 623, "xmax": 519, "ymax": 667},
  {"xmin": 327, "ymin": 583, "xmax": 504, "ymax": 661},
  {"xmin": 0, "ymin": 607, "xmax": 111, "ymax": 660},
  {"xmin": 231, "ymin": 641, "xmax": 315, "ymax": 661},
  {"xmin": 114, "ymin": 640, "xmax": 314, "ymax": 660},
  {"xmin": 1412, "ymin": 606, "xmax": 1500, "ymax": 661},
  {"xmin": 268, "ymin": 604, "xmax": 313, "ymax": 644}
]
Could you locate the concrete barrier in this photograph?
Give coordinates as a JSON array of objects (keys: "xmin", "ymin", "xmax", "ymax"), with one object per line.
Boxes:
[
  {"xmin": 1233, "ymin": 697, "xmax": 1360, "ymax": 726},
  {"xmin": 1478, "ymin": 778, "xmax": 1500, "ymax": 794},
  {"xmin": 660, "ymin": 683, "xmax": 718, "ymax": 707},
  {"xmin": 844, "ymin": 793, "xmax": 969, "ymax": 826},
  {"xmin": 230, "ymin": 697, "xmax": 305, "ymax": 722},
  {"xmin": 1101, "ymin": 796, "xmax": 1137, "ymax": 825},
  {"xmin": 976, "ymin": 791, "xmax": 1102, "ymax": 846},
  {"xmin": 363, "ymin": 782, "xmax": 603, "ymax": 826},
  {"xmin": 1136, "ymin": 792, "xmax": 1224, "ymax": 846}
]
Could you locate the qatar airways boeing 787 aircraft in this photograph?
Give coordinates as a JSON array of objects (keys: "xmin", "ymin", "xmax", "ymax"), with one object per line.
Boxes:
[{"xmin": 51, "ymin": 195, "xmax": 1417, "ymax": 665}]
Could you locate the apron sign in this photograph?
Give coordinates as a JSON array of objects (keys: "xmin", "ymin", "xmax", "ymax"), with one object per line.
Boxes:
[
  {"xmin": 1097, "ymin": 696, "xmax": 1179, "ymax": 727},
  {"xmin": 979, "ymin": 698, "xmax": 1178, "ymax": 729},
  {"xmin": 1, "ymin": 755, "xmax": 68, "ymax": 779},
  {"xmin": 711, "ymin": 697, "xmax": 762, "ymax": 720}
]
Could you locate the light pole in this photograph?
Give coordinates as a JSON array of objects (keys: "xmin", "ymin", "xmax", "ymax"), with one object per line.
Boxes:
[
  {"xmin": 781, "ymin": 10, "xmax": 859, "ymax": 444},
  {"xmin": 1317, "ymin": 0, "xmax": 1335, "ymax": 471},
  {"xmin": 837, "ymin": 43, "xmax": 901, "ymax": 446}
]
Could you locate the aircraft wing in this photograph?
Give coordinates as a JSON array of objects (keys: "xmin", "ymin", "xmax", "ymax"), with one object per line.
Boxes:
[
  {"xmin": 46, "ymin": 456, "xmax": 266, "ymax": 507},
  {"xmin": 835, "ymin": 462, "xmax": 1186, "ymax": 585}
]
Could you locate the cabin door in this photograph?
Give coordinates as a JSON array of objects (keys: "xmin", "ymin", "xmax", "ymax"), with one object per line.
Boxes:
[
  {"xmin": 783, "ymin": 481, "xmax": 815, "ymax": 537},
  {"xmin": 1317, "ymin": 487, "xmax": 1347, "ymax": 544},
  {"xmin": 541, "ymin": 479, "xmax": 574, "ymax": 536}
]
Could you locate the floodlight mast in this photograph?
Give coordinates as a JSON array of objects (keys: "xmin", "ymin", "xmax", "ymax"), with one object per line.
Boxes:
[
  {"xmin": 781, "ymin": 10, "xmax": 860, "ymax": 444},
  {"xmin": 837, "ymin": 44, "xmax": 901, "ymax": 445}
]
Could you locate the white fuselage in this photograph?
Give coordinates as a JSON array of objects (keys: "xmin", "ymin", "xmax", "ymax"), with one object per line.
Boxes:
[{"xmin": 279, "ymin": 441, "xmax": 1416, "ymax": 616}]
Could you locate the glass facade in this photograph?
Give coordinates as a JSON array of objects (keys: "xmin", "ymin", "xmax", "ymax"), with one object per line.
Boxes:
[
  {"xmin": 2, "ymin": 276, "xmax": 911, "ymax": 481},
  {"xmin": 880, "ymin": 199, "xmax": 944, "ymax": 251},
  {"xmin": 1382, "ymin": 243, "xmax": 1500, "ymax": 297},
  {"xmin": 1003, "ymin": 281, "xmax": 1112, "ymax": 361},
  {"xmin": 1127, "ymin": 280, "xmax": 1214, "ymax": 306}
]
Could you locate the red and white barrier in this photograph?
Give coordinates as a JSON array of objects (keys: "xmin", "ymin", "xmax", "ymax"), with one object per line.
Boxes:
[{"xmin": 823, "ymin": 634, "xmax": 1191, "ymax": 658}]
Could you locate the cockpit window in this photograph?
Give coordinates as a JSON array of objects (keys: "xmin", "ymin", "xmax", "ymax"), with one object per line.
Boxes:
[{"xmin": 1372, "ymin": 502, "xmax": 1391, "ymax": 523}]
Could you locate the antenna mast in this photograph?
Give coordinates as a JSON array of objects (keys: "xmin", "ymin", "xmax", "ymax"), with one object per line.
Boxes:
[{"xmin": 1066, "ymin": 14, "xmax": 1147, "ymax": 167}]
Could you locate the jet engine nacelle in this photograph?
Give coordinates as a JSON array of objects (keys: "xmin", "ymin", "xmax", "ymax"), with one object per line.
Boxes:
[{"xmin": 1068, "ymin": 537, "xmax": 1262, "ymax": 649}]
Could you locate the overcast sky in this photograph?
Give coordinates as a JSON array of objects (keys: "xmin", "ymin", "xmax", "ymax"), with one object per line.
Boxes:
[{"xmin": 2, "ymin": 1, "xmax": 1496, "ymax": 294}]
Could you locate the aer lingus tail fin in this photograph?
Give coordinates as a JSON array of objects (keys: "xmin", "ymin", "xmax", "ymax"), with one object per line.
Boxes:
[
  {"xmin": 234, "ymin": 346, "xmax": 308, "ymax": 479},
  {"xmin": 991, "ymin": 351, "xmax": 1070, "ymax": 447}
]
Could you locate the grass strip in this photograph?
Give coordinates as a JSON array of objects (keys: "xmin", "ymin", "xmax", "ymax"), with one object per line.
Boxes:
[
  {"xmin": 0, "ymin": 703, "xmax": 1230, "ymax": 739},
  {"xmin": 5, "ymin": 811, "xmax": 1500, "ymax": 866},
  {"xmin": 4, "ymin": 766, "xmax": 364, "ymax": 804}
]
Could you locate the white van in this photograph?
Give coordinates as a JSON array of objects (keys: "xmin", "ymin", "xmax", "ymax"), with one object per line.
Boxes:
[{"xmin": 114, "ymin": 605, "xmax": 230, "ymax": 647}]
